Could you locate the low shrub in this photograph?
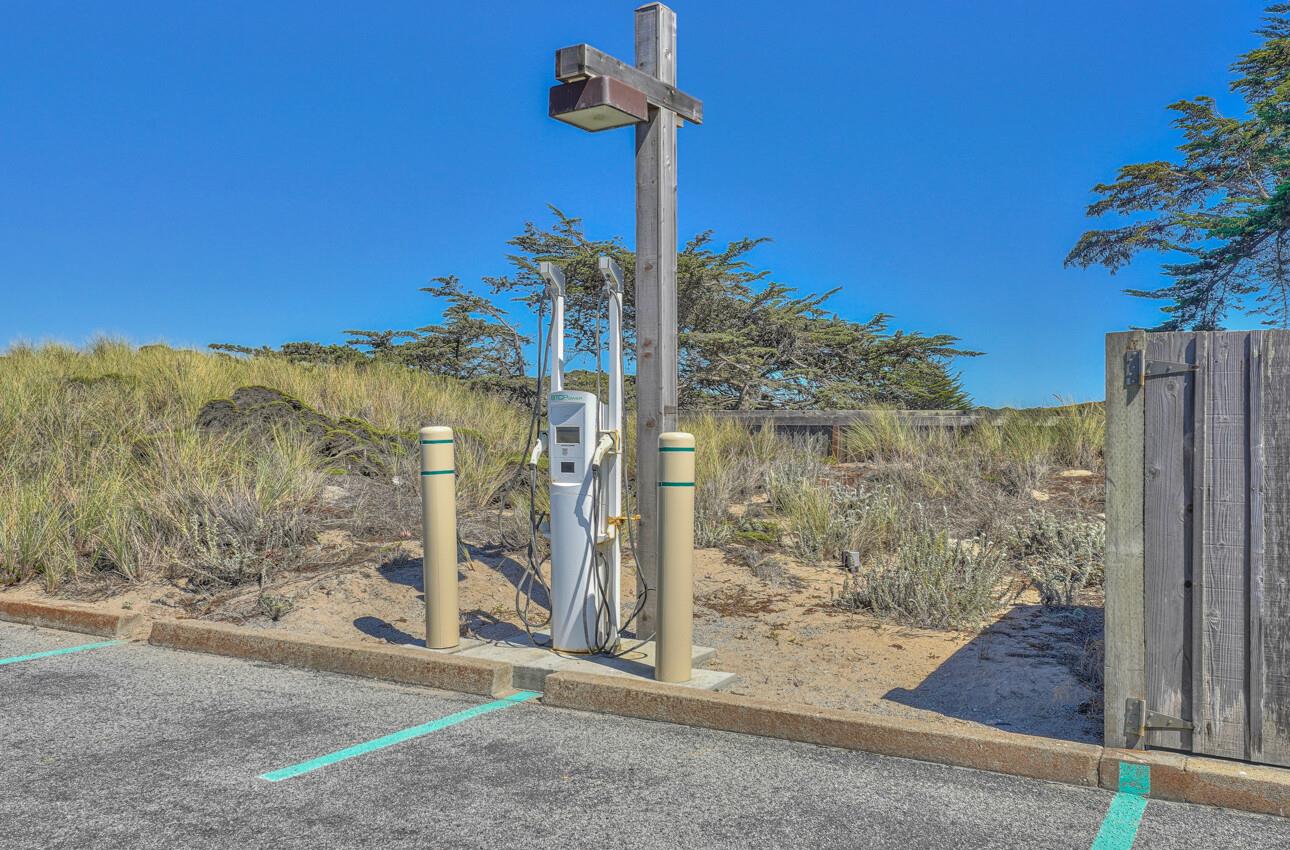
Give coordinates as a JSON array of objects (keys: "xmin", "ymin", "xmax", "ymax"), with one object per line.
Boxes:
[
  {"xmin": 731, "ymin": 516, "xmax": 781, "ymax": 550},
  {"xmin": 837, "ymin": 523, "xmax": 1007, "ymax": 629},
  {"xmin": 1010, "ymin": 510, "xmax": 1105, "ymax": 606},
  {"xmin": 257, "ymin": 593, "xmax": 294, "ymax": 621},
  {"xmin": 730, "ymin": 546, "xmax": 796, "ymax": 586}
]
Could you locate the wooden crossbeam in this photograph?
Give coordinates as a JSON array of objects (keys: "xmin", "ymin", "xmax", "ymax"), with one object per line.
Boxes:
[{"xmin": 555, "ymin": 44, "xmax": 704, "ymax": 124}]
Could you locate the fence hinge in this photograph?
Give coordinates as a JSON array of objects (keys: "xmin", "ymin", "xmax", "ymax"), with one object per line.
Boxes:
[
  {"xmin": 1123, "ymin": 351, "xmax": 1198, "ymax": 387},
  {"xmin": 1124, "ymin": 350, "xmax": 1142, "ymax": 386},
  {"xmin": 1146, "ymin": 359, "xmax": 1197, "ymax": 378},
  {"xmin": 1124, "ymin": 697, "xmax": 1194, "ymax": 738}
]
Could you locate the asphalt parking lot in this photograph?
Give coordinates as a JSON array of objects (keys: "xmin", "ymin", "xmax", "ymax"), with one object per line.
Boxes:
[{"xmin": 2, "ymin": 620, "xmax": 1287, "ymax": 849}]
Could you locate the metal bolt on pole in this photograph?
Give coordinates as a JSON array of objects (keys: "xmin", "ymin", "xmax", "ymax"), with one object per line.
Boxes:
[
  {"xmin": 655, "ymin": 431, "xmax": 694, "ymax": 683},
  {"xmin": 419, "ymin": 426, "xmax": 459, "ymax": 650}
]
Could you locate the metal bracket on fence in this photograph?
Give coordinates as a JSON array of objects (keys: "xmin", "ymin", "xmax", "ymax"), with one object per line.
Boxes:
[
  {"xmin": 1146, "ymin": 359, "xmax": 1197, "ymax": 378},
  {"xmin": 1124, "ymin": 350, "xmax": 1143, "ymax": 387},
  {"xmin": 1124, "ymin": 698, "xmax": 1194, "ymax": 739},
  {"xmin": 1124, "ymin": 351, "xmax": 1198, "ymax": 387}
]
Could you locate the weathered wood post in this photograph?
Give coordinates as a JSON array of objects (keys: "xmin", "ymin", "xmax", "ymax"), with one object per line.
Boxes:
[
  {"xmin": 1103, "ymin": 330, "xmax": 1147, "ymax": 748},
  {"xmin": 633, "ymin": 2, "xmax": 679, "ymax": 635}
]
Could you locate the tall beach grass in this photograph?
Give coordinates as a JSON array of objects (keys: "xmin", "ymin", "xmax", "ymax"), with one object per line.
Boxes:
[{"xmin": 0, "ymin": 340, "xmax": 527, "ymax": 589}]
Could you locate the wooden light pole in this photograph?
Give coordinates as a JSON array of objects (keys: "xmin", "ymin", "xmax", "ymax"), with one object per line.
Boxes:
[{"xmin": 548, "ymin": 3, "xmax": 702, "ymax": 635}]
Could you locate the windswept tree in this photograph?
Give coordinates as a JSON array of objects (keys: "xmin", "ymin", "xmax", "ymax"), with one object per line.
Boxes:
[
  {"xmin": 490, "ymin": 208, "xmax": 976, "ymax": 409},
  {"xmin": 352, "ymin": 277, "xmax": 529, "ymax": 384},
  {"xmin": 1067, "ymin": 4, "xmax": 1290, "ymax": 329},
  {"xmin": 215, "ymin": 208, "xmax": 976, "ymax": 409}
]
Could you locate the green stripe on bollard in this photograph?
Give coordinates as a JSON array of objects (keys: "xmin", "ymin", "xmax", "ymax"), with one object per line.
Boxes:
[
  {"xmin": 658, "ymin": 446, "xmax": 695, "ymax": 452},
  {"xmin": 421, "ymin": 469, "xmax": 455, "ymax": 476},
  {"xmin": 658, "ymin": 481, "xmax": 695, "ymax": 487},
  {"xmin": 419, "ymin": 439, "xmax": 454, "ymax": 444}
]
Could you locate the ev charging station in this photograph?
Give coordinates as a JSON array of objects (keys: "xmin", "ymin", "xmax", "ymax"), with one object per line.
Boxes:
[
  {"xmin": 531, "ymin": 258, "xmax": 628, "ymax": 654},
  {"xmin": 419, "ymin": 5, "xmax": 707, "ymax": 684},
  {"xmin": 417, "ymin": 256, "xmax": 702, "ymax": 677}
]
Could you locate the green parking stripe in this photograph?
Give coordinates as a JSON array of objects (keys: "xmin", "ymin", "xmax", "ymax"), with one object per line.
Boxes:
[
  {"xmin": 1090, "ymin": 763, "xmax": 1150, "ymax": 850},
  {"xmin": 658, "ymin": 481, "xmax": 695, "ymax": 487},
  {"xmin": 420, "ymin": 439, "xmax": 453, "ymax": 444},
  {"xmin": 658, "ymin": 446, "xmax": 694, "ymax": 452},
  {"xmin": 259, "ymin": 691, "xmax": 541, "ymax": 782},
  {"xmin": 421, "ymin": 469, "xmax": 455, "ymax": 476},
  {"xmin": 0, "ymin": 640, "xmax": 124, "ymax": 667}
]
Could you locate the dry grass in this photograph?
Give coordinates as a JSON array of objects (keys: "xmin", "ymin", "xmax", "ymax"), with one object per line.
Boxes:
[
  {"xmin": 685, "ymin": 406, "xmax": 1105, "ymax": 629},
  {"xmin": 2, "ymin": 343, "xmax": 1105, "ymax": 635},
  {"xmin": 0, "ymin": 340, "xmax": 527, "ymax": 590}
]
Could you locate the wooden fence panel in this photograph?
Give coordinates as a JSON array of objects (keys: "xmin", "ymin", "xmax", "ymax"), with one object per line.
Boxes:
[
  {"xmin": 1111, "ymin": 328, "xmax": 1290, "ymax": 767},
  {"xmin": 1103, "ymin": 331, "xmax": 1146, "ymax": 749},
  {"xmin": 1143, "ymin": 332, "xmax": 1196, "ymax": 752},
  {"xmin": 1255, "ymin": 331, "xmax": 1290, "ymax": 766},
  {"xmin": 1193, "ymin": 332, "xmax": 1249, "ymax": 760}
]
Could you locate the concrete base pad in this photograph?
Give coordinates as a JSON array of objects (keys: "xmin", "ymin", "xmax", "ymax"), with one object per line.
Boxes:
[
  {"xmin": 421, "ymin": 638, "xmax": 486, "ymax": 655},
  {"xmin": 454, "ymin": 632, "xmax": 736, "ymax": 692}
]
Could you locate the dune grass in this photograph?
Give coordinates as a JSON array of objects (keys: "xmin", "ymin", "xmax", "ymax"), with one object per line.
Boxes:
[
  {"xmin": 0, "ymin": 340, "xmax": 527, "ymax": 590},
  {"xmin": 684, "ymin": 405, "xmax": 1105, "ymax": 628},
  {"xmin": 2, "ymin": 342, "xmax": 1104, "ymax": 632}
]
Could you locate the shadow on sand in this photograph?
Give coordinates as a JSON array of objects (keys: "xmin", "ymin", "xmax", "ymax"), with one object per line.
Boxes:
[
  {"xmin": 883, "ymin": 604, "xmax": 1103, "ymax": 743},
  {"xmin": 358, "ymin": 546, "xmax": 552, "ymax": 646},
  {"xmin": 353, "ymin": 615, "xmax": 421, "ymax": 646},
  {"xmin": 376, "ymin": 546, "xmax": 550, "ymax": 611}
]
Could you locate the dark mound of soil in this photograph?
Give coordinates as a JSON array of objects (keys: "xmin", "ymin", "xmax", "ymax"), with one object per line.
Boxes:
[{"xmin": 196, "ymin": 386, "xmax": 410, "ymax": 477}]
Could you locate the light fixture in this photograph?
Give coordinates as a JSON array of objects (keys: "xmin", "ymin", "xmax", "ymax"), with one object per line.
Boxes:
[{"xmin": 548, "ymin": 76, "xmax": 648, "ymax": 132}]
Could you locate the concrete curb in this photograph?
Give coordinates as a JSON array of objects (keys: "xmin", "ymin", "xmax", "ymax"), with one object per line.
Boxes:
[
  {"xmin": 0, "ymin": 598, "xmax": 147, "ymax": 639},
  {"xmin": 543, "ymin": 671, "xmax": 1290, "ymax": 819},
  {"xmin": 148, "ymin": 620, "xmax": 513, "ymax": 698},
  {"xmin": 542, "ymin": 671, "xmax": 1102, "ymax": 788},
  {"xmin": 1101, "ymin": 748, "xmax": 1290, "ymax": 818}
]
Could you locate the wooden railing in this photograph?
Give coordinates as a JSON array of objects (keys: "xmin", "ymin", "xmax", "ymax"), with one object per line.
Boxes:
[{"xmin": 679, "ymin": 409, "xmax": 997, "ymax": 458}]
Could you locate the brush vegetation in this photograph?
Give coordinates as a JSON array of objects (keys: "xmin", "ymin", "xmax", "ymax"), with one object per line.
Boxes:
[
  {"xmin": 685, "ymin": 404, "xmax": 1106, "ymax": 628},
  {"xmin": 0, "ymin": 340, "xmax": 526, "ymax": 590},
  {"xmin": 2, "ymin": 342, "xmax": 1103, "ymax": 633}
]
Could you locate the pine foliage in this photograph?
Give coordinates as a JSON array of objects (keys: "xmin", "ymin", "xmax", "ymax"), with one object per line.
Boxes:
[
  {"xmin": 214, "ymin": 208, "xmax": 976, "ymax": 409},
  {"xmin": 1067, "ymin": 4, "xmax": 1290, "ymax": 329}
]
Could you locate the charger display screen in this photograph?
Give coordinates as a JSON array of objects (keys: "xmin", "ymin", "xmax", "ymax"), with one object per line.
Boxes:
[{"xmin": 555, "ymin": 426, "xmax": 580, "ymax": 445}]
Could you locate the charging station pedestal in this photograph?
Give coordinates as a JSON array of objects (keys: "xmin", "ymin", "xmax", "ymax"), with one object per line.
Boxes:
[{"xmin": 547, "ymin": 390, "xmax": 617, "ymax": 652}]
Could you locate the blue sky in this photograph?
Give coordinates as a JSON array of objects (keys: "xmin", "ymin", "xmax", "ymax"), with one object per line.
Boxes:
[{"xmin": 0, "ymin": 1, "xmax": 1268, "ymax": 407}]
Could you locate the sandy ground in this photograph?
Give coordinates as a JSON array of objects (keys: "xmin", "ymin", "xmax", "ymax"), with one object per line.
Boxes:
[{"xmin": 4, "ymin": 528, "xmax": 1103, "ymax": 743}]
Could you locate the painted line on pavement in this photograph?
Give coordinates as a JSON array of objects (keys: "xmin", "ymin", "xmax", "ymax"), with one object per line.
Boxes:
[
  {"xmin": 259, "ymin": 690, "xmax": 542, "ymax": 782},
  {"xmin": 1090, "ymin": 763, "xmax": 1150, "ymax": 850},
  {"xmin": 0, "ymin": 640, "xmax": 124, "ymax": 667}
]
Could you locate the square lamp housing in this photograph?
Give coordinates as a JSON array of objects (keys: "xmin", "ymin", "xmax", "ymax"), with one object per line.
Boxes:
[{"xmin": 549, "ymin": 76, "xmax": 649, "ymax": 132}]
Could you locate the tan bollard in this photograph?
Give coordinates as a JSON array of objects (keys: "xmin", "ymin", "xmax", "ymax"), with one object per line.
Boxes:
[
  {"xmin": 656, "ymin": 431, "xmax": 695, "ymax": 683},
  {"xmin": 419, "ymin": 426, "xmax": 459, "ymax": 650}
]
